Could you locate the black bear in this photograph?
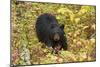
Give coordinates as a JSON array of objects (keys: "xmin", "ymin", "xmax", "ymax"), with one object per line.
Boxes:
[{"xmin": 35, "ymin": 13, "xmax": 67, "ymax": 53}]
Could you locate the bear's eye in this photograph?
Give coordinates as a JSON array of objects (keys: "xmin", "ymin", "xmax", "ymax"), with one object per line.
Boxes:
[{"xmin": 51, "ymin": 25, "xmax": 55, "ymax": 29}]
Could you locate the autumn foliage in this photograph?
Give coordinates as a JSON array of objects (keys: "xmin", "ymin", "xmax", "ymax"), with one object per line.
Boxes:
[{"xmin": 11, "ymin": 0, "xmax": 96, "ymax": 66}]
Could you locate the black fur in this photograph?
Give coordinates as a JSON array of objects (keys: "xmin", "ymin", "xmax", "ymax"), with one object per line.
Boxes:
[{"xmin": 35, "ymin": 13, "xmax": 67, "ymax": 53}]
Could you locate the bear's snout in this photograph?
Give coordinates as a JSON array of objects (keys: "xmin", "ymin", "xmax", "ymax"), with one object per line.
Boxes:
[{"xmin": 54, "ymin": 33, "xmax": 60, "ymax": 41}]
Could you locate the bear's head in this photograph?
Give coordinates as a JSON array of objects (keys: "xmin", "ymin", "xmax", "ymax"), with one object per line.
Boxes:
[{"xmin": 50, "ymin": 24, "xmax": 65, "ymax": 41}]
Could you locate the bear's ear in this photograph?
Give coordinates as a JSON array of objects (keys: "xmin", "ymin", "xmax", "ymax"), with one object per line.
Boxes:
[{"xmin": 60, "ymin": 24, "xmax": 64, "ymax": 30}]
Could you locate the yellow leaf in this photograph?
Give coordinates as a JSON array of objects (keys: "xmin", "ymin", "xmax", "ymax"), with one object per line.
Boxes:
[{"xmin": 75, "ymin": 18, "xmax": 80, "ymax": 23}]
